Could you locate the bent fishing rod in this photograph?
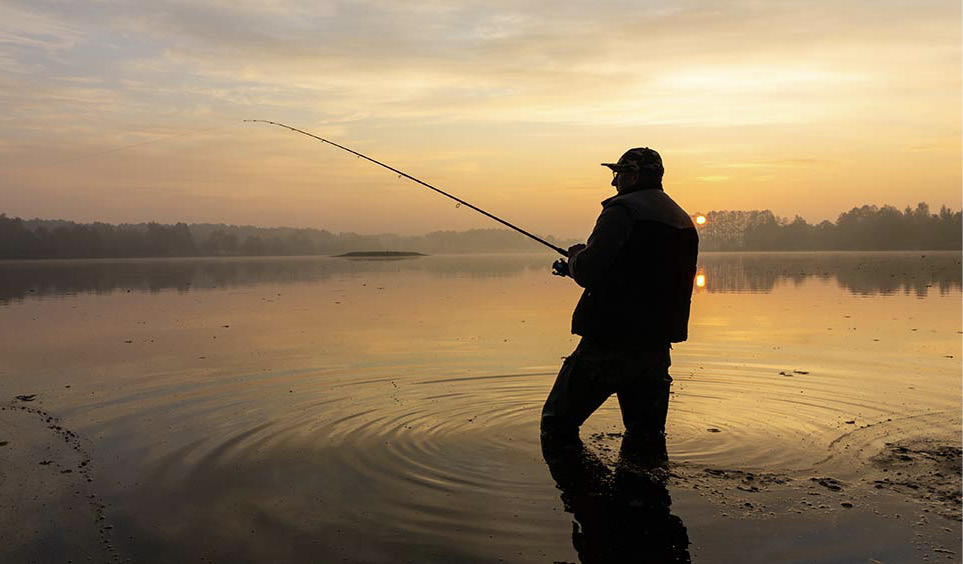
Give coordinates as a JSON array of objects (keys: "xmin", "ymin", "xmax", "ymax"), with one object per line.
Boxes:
[{"xmin": 245, "ymin": 120, "xmax": 568, "ymax": 257}]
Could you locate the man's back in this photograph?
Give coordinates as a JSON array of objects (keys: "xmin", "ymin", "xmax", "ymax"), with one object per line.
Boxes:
[{"xmin": 569, "ymin": 189, "xmax": 699, "ymax": 345}]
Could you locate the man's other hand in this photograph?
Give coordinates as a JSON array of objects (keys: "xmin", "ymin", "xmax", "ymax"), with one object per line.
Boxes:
[
  {"xmin": 552, "ymin": 259, "xmax": 570, "ymax": 277},
  {"xmin": 567, "ymin": 243, "xmax": 586, "ymax": 257}
]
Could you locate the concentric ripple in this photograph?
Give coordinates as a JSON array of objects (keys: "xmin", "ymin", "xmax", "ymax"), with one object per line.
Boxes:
[{"xmin": 2, "ymin": 253, "xmax": 959, "ymax": 563}]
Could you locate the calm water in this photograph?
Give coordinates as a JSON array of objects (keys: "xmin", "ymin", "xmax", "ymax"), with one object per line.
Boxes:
[{"xmin": 0, "ymin": 252, "xmax": 960, "ymax": 563}]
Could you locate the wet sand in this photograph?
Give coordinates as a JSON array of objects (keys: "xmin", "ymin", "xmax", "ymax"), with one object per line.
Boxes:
[
  {"xmin": 0, "ymin": 399, "xmax": 121, "ymax": 563},
  {"xmin": 0, "ymin": 252, "xmax": 959, "ymax": 563}
]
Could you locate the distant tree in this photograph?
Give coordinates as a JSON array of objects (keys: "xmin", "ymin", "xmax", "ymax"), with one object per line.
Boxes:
[
  {"xmin": 1, "ymin": 203, "xmax": 959, "ymax": 259},
  {"xmin": 0, "ymin": 214, "xmax": 35, "ymax": 258},
  {"xmin": 201, "ymin": 229, "xmax": 239, "ymax": 255},
  {"xmin": 698, "ymin": 202, "xmax": 960, "ymax": 251}
]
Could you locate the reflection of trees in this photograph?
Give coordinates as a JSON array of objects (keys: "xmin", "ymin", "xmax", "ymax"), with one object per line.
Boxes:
[
  {"xmin": 0, "ymin": 255, "xmax": 554, "ymax": 304},
  {"xmin": 2, "ymin": 252, "xmax": 959, "ymax": 304},
  {"xmin": 696, "ymin": 252, "xmax": 962, "ymax": 296}
]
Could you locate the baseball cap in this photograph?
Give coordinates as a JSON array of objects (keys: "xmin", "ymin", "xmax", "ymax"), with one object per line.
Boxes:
[{"xmin": 601, "ymin": 147, "xmax": 664, "ymax": 174}]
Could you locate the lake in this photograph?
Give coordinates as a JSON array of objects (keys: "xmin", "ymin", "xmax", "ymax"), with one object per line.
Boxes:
[{"xmin": 0, "ymin": 252, "xmax": 960, "ymax": 563}]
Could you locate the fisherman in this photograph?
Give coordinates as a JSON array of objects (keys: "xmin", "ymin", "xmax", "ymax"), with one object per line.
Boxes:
[{"xmin": 542, "ymin": 147, "xmax": 699, "ymax": 448}]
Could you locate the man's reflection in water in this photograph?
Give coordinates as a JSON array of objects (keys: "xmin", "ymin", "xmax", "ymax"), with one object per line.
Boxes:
[{"xmin": 541, "ymin": 433, "xmax": 691, "ymax": 563}]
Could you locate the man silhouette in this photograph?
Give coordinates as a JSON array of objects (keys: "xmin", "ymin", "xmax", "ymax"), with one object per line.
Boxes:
[{"xmin": 542, "ymin": 147, "xmax": 699, "ymax": 446}]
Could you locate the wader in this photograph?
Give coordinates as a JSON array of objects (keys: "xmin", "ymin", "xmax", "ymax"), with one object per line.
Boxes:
[{"xmin": 540, "ymin": 339, "xmax": 672, "ymax": 441}]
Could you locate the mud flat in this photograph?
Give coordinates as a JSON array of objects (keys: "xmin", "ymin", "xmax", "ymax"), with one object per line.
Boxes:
[
  {"xmin": 0, "ymin": 397, "xmax": 121, "ymax": 564},
  {"xmin": 585, "ymin": 430, "xmax": 963, "ymax": 562},
  {"xmin": 869, "ymin": 439, "xmax": 962, "ymax": 522}
]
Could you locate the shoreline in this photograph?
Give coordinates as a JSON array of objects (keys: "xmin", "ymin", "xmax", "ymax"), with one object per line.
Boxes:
[{"xmin": 2, "ymin": 399, "xmax": 959, "ymax": 563}]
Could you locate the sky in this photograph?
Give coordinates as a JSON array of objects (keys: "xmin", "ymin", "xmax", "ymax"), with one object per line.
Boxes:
[{"xmin": 1, "ymin": 0, "xmax": 960, "ymax": 238}]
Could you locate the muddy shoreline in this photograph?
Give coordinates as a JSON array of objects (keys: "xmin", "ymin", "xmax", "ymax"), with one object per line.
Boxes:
[
  {"xmin": 0, "ymin": 397, "xmax": 122, "ymax": 564},
  {"xmin": 3, "ymin": 393, "xmax": 959, "ymax": 563}
]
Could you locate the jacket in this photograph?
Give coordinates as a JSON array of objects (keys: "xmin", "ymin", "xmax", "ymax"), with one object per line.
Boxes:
[{"xmin": 568, "ymin": 188, "xmax": 699, "ymax": 344}]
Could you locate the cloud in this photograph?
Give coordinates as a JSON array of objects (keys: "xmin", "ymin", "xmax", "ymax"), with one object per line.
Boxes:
[
  {"xmin": 708, "ymin": 158, "xmax": 836, "ymax": 169},
  {"xmin": 904, "ymin": 142, "xmax": 962, "ymax": 153},
  {"xmin": 0, "ymin": 3, "xmax": 84, "ymax": 53},
  {"xmin": 0, "ymin": 0, "xmax": 958, "ymax": 231},
  {"xmin": 3, "ymin": 0, "xmax": 958, "ymax": 131}
]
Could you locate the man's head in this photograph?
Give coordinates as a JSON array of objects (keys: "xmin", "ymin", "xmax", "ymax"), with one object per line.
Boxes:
[{"xmin": 601, "ymin": 147, "xmax": 664, "ymax": 194}]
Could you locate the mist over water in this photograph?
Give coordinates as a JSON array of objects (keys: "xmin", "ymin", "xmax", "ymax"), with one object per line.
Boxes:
[
  {"xmin": 1, "ymin": 251, "xmax": 959, "ymax": 304},
  {"xmin": 0, "ymin": 252, "xmax": 959, "ymax": 563}
]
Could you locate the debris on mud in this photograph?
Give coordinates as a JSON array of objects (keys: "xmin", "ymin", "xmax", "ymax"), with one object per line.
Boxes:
[
  {"xmin": 811, "ymin": 477, "xmax": 844, "ymax": 491},
  {"xmin": 2, "ymin": 398, "xmax": 125, "ymax": 562},
  {"xmin": 702, "ymin": 468, "xmax": 790, "ymax": 490},
  {"xmin": 870, "ymin": 440, "xmax": 962, "ymax": 521}
]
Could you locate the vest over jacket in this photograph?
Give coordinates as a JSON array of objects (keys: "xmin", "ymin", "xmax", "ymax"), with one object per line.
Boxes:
[{"xmin": 568, "ymin": 188, "xmax": 699, "ymax": 345}]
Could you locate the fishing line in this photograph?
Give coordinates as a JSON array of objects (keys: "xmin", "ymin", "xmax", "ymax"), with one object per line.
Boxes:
[{"xmin": 245, "ymin": 119, "xmax": 568, "ymax": 257}]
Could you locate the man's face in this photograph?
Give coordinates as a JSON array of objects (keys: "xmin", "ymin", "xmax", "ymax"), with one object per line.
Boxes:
[{"xmin": 611, "ymin": 169, "xmax": 638, "ymax": 194}]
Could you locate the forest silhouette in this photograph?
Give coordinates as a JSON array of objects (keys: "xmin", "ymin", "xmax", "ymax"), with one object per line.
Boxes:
[
  {"xmin": 0, "ymin": 217, "xmax": 573, "ymax": 259},
  {"xmin": 0, "ymin": 202, "xmax": 959, "ymax": 260},
  {"xmin": 699, "ymin": 203, "xmax": 960, "ymax": 251}
]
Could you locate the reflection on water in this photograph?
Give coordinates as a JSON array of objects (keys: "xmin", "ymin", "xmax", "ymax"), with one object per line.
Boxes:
[
  {"xmin": 0, "ymin": 252, "xmax": 959, "ymax": 563},
  {"xmin": 0, "ymin": 254, "xmax": 548, "ymax": 305},
  {"xmin": 542, "ymin": 433, "xmax": 690, "ymax": 563},
  {"xmin": 697, "ymin": 252, "xmax": 961, "ymax": 295},
  {"xmin": 0, "ymin": 251, "xmax": 959, "ymax": 305}
]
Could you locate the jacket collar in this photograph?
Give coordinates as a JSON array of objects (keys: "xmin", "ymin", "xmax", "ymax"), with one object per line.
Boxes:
[{"xmin": 601, "ymin": 185, "xmax": 662, "ymax": 206}]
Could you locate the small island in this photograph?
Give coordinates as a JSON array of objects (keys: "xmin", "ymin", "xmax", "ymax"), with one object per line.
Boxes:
[{"xmin": 334, "ymin": 251, "xmax": 427, "ymax": 258}]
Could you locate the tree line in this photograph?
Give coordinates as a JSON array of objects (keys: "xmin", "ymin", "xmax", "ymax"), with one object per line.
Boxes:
[
  {"xmin": 0, "ymin": 201, "xmax": 959, "ymax": 259},
  {"xmin": 699, "ymin": 203, "xmax": 961, "ymax": 251},
  {"xmin": 0, "ymin": 215, "xmax": 575, "ymax": 259}
]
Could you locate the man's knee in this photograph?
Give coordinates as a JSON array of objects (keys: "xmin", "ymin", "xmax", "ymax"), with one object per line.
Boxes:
[{"xmin": 540, "ymin": 414, "xmax": 579, "ymax": 442}]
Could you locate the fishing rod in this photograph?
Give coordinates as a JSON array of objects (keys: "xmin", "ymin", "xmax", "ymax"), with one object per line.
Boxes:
[{"xmin": 245, "ymin": 120, "xmax": 568, "ymax": 257}]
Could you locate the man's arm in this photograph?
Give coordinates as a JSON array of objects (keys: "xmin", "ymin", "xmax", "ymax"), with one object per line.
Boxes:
[{"xmin": 568, "ymin": 204, "xmax": 633, "ymax": 288}]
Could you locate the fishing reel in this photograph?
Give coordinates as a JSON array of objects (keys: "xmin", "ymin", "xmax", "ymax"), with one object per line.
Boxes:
[{"xmin": 551, "ymin": 259, "xmax": 569, "ymax": 277}]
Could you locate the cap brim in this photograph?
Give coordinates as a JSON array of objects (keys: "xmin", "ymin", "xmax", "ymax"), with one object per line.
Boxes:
[{"xmin": 601, "ymin": 162, "xmax": 634, "ymax": 171}]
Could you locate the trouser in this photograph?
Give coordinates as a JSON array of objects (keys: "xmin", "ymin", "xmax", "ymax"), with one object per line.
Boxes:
[{"xmin": 540, "ymin": 338, "xmax": 672, "ymax": 440}]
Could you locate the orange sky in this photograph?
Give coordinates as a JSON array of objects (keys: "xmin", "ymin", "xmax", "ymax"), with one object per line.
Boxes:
[{"xmin": 2, "ymin": 1, "xmax": 960, "ymax": 238}]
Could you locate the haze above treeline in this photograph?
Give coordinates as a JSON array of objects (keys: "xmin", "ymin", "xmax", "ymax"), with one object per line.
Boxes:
[{"xmin": 0, "ymin": 202, "xmax": 959, "ymax": 260}]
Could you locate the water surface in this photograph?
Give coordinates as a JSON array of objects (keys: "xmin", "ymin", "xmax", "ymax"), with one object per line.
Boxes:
[{"xmin": 0, "ymin": 252, "xmax": 959, "ymax": 563}]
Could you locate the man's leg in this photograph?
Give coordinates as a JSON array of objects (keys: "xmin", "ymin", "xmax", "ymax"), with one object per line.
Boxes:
[
  {"xmin": 540, "ymin": 341, "xmax": 614, "ymax": 441},
  {"xmin": 615, "ymin": 349, "xmax": 672, "ymax": 442}
]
